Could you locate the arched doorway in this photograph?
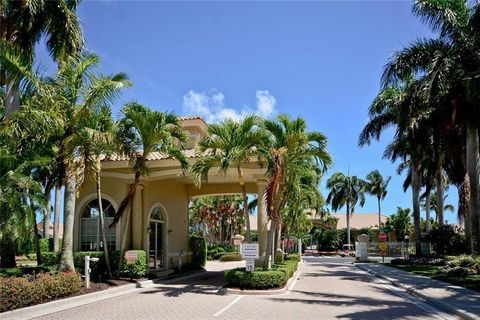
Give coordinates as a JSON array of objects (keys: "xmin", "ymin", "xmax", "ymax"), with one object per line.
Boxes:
[{"xmin": 149, "ymin": 207, "xmax": 166, "ymax": 270}]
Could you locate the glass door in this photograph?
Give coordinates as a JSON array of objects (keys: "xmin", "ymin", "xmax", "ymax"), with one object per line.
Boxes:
[{"xmin": 149, "ymin": 208, "xmax": 165, "ymax": 270}]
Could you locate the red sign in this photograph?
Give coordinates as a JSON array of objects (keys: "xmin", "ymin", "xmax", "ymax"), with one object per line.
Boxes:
[{"xmin": 379, "ymin": 232, "xmax": 387, "ymax": 242}]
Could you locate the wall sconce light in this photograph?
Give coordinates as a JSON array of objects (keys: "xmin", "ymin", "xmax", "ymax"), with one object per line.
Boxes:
[{"xmin": 168, "ymin": 228, "xmax": 173, "ymax": 236}]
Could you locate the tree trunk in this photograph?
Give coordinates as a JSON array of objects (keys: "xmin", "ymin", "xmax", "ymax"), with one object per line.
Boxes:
[
  {"xmin": 0, "ymin": 235, "xmax": 17, "ymax": 268},
  {"xmin": 263, "ymin": 218, "xmax": 277, "ymax": 270},
  {"xmin": 238, "ymin": 167, "xmax": 251, "ymax": 243},
  {"xmin": 436, "ymin": 167, "xmax": 445, "ymax": 226},
  {"xmin": 466, "ymin": 123, "xmax": 480, "ymax": 254},
  {"xmin": 43, "ymin": 189, "xmax": 51, "ymax": 240},
  {"xmin": 459, "ymin": 174, "xmax": 471, "ymax": 252},
  {"xmin": 96, "ymin": 172, "xmax": 112, "ymax": 278},
  {"xmin": 377, "ymin": 197, "xmax": 382, "ymax": 230},
  {"xmin": 425, "ymin": 189, "xmax": 431, "ymax": 232},
  {"xmin": 59, "ymin": 177, "xmax": 76, "ymax": 272},
  {"xmin": 31, "ymin": 201, "xmax": 42, "ymax": 266},
  {"xmin": 4, "ymin": 83, "xmax": 21, "ymax": 118},
  {"xmin": 53, "ymin": 184, "xmax": 62, "ymax": 252},
  {"xmin": 346, "ymin": 202, "xmax": 351, "ymax": 246},
  {"xmin": 411, "ymin": 161, "xmax": 422, "ymax": 257}
]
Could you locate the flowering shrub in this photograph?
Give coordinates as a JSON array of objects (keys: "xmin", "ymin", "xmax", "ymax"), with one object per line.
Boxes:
[{"xmin": 0, "ymin": 272, "xmax": 83, "ymax": 312}]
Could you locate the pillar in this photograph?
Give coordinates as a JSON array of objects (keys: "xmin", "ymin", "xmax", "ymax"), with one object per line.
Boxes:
[{"xmin": 132, "ymin": 184, "xmax": 144, "ymax": 249}]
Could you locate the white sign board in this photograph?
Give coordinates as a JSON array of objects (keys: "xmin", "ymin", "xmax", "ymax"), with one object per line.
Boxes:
[
  {"xmin": 125, "ymin": 250, "xmax": 138, "ymax": 264},
  {"xmin": 245, "ymin": 259, "xmax": 254, "ymax": 272},
  {"xmin": 242, "ymin": 243, "xmax": 259, "ymax": 259}
]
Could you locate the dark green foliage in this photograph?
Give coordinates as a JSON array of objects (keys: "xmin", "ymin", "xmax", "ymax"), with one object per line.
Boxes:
[
  {"xmin": 40, "ymin": 252, "xmax": 60, "ymax": 266},
  {"xmin": 190, "ymin": 236, "xmax": 207, "ymax": 267},
  {"xmin": 445, "ymin": 266, "xmax": 469, "ymax": 277},
  {"xmin": 0, "ymin": 272, "xmax": 83, "ymax": 312},
  {"xmin": 219, "ymin": 253, "xmax": 242, "ymax": 261},
  {"xmin": 390, "ymin": 257, "xmax": 446, "ymax": 266},
  {"xmin": 285, "ymin": 254, "xmax": 301, "ymax": 262},
  {"xmin": 429, "ymin": 225, "xmax": 467, "ymax": 255},
  {"xmin": 39, "ymin": 239, "xmax": 50, "ymax": 252},
  {"xmin": 311, "ymin": 227, "xmax": 341, "ymax": 251},
  {"xmin": 207, "ymin": 244, "xmax": 236, "ymax": 260},
  {"xmin": 225, "ymin": 258, "xmax": 299, "ymax": 289},
  {"xmin": 120, "ymin": 250, "xmax": 147, "ymax": 278}
]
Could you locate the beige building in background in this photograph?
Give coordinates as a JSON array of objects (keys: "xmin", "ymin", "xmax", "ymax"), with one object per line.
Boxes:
[{"xmin": 74, "ymin": 117, "xmax": 269, "ymax": 272}]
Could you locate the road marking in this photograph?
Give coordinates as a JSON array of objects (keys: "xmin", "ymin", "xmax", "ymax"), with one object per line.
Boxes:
[
  {"xmin": 287, "ymin": 270, "xmax": 301, "ymax": 292},
  {"xmin": 213, "ymin": 295, "xmax": 243, "ymax": 317}
]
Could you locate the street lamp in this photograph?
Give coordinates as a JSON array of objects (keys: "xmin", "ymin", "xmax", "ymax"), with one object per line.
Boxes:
[{"xmin": 404, "ymin": 235, "xmax": 410, "ymax": 259}]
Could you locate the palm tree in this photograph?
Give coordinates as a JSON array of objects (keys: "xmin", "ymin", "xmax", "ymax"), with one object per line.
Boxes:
[
  {"xmin": 386, "ymin": 207, "xmax": 413, "ymax": 242},
  {"xmin": 0, "ymin": 0, "xmax": 84, "ymax": 117},
  {"xmin": 326, "ymin": 172, "xmax": 366, "ymax": 247},
  {"xmin": 192, "ymin": 115, "xmax": 268, "ymax": 243},
  {"xmin": 421, "ymin": 191, "xmax": 455, "ymax": 224},
  {"xmin": 1, "ymin": 0, "xmax": 84, "ymax": 117},
  {"xmin": 113, "ymin": 102, "xmax": 188, "ymax": 252},
  {"xmin": 365, "ymin": 170, "xmax": 391, "ymax": 229},
  {"xmin": 262, "ymin": 115, "xmax": 332, "ymax": 269}
]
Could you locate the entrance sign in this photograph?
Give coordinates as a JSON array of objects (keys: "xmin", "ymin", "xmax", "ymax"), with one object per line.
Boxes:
[
  {"xmin": 379, "ymin": 232, "xmax": 387, "ymax": 242},
  {"xmin": 246, "ymin": 259, "xmax": 254, "ymax": 272},
  {"xmin": 242, "ymin": 243, "xmax": 259, "ymax": 259},
  {"xmin": 125, "ymin": 250, "xmax": 138, "ymax": 265}
]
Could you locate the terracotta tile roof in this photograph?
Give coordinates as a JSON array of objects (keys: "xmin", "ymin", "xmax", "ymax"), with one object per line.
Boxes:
[
  {"xmin": 180, "ymin": 116, "xmax": 204, "ymax": 121},
  {"xmin": 101, "ymin": 149, "xmax": 198, "ymax": 162},
  {"xmin": 36, "ymin": 223, "xmax": 63, "ymax": 238},
  {"xmin": 332, "ymin": 213, "xmax": 388, "ymax": 230}
]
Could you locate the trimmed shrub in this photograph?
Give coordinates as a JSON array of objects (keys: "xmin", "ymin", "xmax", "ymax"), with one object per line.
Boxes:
[
  {"xmin": 40, "ymin": 252, "xmax": 60, "ymax": 267},
  {"xmin": 190, "ymin": 236, "xmax": 207, "ymax": 267},
  {"xmin": 286, "ymin": 254, "xmax": 301, "ymax": 262},
  {"xmin": 39, "ymin": 239, "xmax": 50, "ymax": 253},
  {"xmin": 391, "ymin": 257, "xmax": 446, "ymax": 266},
  {"xmin": 121, "ymin": 250, "xmax": 147, "ymax": 278},
  {"xmin": 207, "ymin": 244, "xmax": 236, "ymax": 260},
  {"xmin": 225, "ymin": 268, "xmax": 286, "ymax": 289},
  {"xmin": 219, "ymin": 253, "xmax": 242, "ymax": 262},
  {"xmin": 0, "ymin": 272, "xmax": 82, "ymax": 312}
]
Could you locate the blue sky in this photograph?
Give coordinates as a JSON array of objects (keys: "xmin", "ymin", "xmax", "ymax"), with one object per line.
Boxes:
[{"xmin": 37, "ymin": 1, "xmax": 458, "ymax": 223}]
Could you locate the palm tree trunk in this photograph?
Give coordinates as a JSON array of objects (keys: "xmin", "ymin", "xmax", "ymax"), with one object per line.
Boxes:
[
  {"xmin": 30, "ymin": 201, "xmax": 42, "ymax": 266},
  {"xmin": 459, "ymin": 174, "xmax": 471, "ymax": 252},
  {"xmin": 263, "ymin": 218, "xmax": 277, "ymax": 270},
  {"xmin": 238, "ymin": 167, "xmax": 251, "ymax": 243},
  {"xmin": 96, "ymin": 172, "xmax": 112, "ymax": 278},
  {"xmin": 59, "ymin": 177, "xmax": 76, "ymax": 272},
  {"xmin": 4, "ymin": 83, "xmax": 21, "ymax": 118},
  {"xmin": 466, "ymin": 123, "xmax": 480, "ymax": 254},
  {"xmin": 43, "ymin": 189, "xmax": 51, "ymax": 240},
  {"xmin": 436, "ymin": 167, "xmax": 445, "ymax": 226},
  {"xmin": 425, "ymin": 189, "xmax": 432, "ymax": 232},
  {"xmin": 346, "ymin": 202, "xmax": 351, "ymax": 246},
  {"xmin": 411, "ymin": 161, "xmax": 422, "ymax": 256},
  {"xmin": 53, "ymin": 184, "xmax": 62, "ymax": 252},
  {"xmin": 377, "ymin": 197, "xmax": 382, "ymax": 230}
]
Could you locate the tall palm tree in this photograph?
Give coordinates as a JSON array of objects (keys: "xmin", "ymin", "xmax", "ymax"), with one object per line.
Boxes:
[
  {"xmin": 262, "ymin": 115, "xmax": 332, "ymax": 269},
  {"xmin": 326, "ymin": 172, "xmax": 366, "ymax": 247},
  {"xmin": 113, "ymin": 102, "xmax": 188, "ymax": 252},
  {"xmin": 192, "ymin": 115, "xmax": 268, "ymax": 243},
  {"xmin": 386, "ymin": 207, "xmax": 413, "ymax": 242},
  {"xmin": 365, "ymin": 170, "xmax": 391, "ymax": 229},
  {"xmin": 1, "ymin": 0, "xmax": 84, "ymax": 116}
]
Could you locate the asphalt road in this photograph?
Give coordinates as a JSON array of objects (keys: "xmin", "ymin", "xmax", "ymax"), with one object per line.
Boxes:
[{"xmin": 36, "ymin": 257, "xmax": 457, "ymax": 320}]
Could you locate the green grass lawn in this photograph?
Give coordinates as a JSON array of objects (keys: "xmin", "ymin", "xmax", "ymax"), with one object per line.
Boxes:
[{"xmin": 391, "ymin": 264, "xmax": 480, "ymax": 292}]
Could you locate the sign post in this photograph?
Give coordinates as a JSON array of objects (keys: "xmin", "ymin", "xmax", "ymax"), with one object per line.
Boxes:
[{"xmin": 242, "ymin": 243, "xmax": 259, "ymax": 272}]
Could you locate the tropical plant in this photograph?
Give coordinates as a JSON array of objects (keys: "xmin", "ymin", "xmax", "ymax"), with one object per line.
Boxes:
[
  {"xmin": 113, "ymin": 102, "xmax": 188, "ymax": 252},
  {"xmin": 326, "ymin": 172, "xmax": 366, "ymax": 246},
  {"xmin": 1, "ymin": 0, "xmax": 84, "ymax": 116},
  {"xmin": 262, "ymin": 115, "xmax": 332, "ymax": 269},
  {"xmin": 365, "ymin": 170, "xmax": 391, "ymax": 229},
  {"xmin": 421, "ymin": 191, "xmax": 455, "ymax": 225},
  {"xmin": 192, "ymin": 115, "xmax": 268, "ymax": 243},
  {"xmin": 385, "ymin": 207, "xmax": 413, "ymax": 242}
]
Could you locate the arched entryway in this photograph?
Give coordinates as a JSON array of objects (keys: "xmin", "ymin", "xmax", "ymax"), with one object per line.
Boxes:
[{"xmin": 148, "ymin": 207, "xmax": 167, "ymax": 270}]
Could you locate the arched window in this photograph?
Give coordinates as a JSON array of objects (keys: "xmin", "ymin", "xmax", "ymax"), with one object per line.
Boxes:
[
  {"xmin": 80, "ymin": 199, "xmax": 116, "ymax": 251},
  {"xmin": 149, "ymin": 207, "xmax": 166, "ymax": 269}
]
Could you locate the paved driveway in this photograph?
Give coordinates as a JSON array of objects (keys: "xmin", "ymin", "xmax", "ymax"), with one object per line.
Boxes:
[{"xmin": 36, "ymin": 258, "xmax": 456, "ymax": 320}]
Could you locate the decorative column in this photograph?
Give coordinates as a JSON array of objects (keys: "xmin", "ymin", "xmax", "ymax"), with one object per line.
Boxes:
[
  {"xmin": 132, "ymin": 184, "xmax": 144, "ymax": 249},
  {"xmin": 256, "ymin": 179, "xmax": 268, "ymax": 256}
]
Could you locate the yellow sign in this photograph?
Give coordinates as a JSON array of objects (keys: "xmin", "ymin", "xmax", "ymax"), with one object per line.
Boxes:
[{"xmin": 379, "ymin": 242, "xmax": 388, "ymax": 256}]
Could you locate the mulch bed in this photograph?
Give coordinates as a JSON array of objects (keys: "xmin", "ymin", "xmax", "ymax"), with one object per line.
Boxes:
[{"xmin": 83, "ymin": 278, "xmax": 148, "ymax": 294}]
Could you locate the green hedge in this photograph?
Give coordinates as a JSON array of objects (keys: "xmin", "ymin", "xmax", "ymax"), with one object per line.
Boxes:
[
  {"xmin": 190, "ymin": 236, "xmax": 207, "ymax": 267},
  {"xmin": 219, "ymin": 253, "xmax": 243, "ymax": 262},
  {"xmin": 39, "ymin": 239, "xmax": 50, "ymax": 252},
  {"xmin": 225, "ymin": 258, "xmax": 299, "ymax": 289},
  {"xmin": 286, "ymin": 254, "xmax": 301, "ymax": 262},
  {"xmin": 120, "ymin": 250, "xmax": 147, "ymax": 278},
  {"xmin": 0, "ymin": 272, "xmax": 82, "ymax": 312},
  {"xmin": 207, "ymin": 244, "xmax": 236, "ymax": 260}
]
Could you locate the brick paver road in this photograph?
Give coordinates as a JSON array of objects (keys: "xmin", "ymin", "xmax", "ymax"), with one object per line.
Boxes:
[{"xmin": 36, "ymin": 257, "xmax": 456, "ymax": 320}]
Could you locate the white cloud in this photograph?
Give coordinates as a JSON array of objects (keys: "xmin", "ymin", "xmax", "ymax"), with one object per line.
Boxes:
[{"xmin": 182, "ymin": 89, "xmax": 277, "ymax": 123}]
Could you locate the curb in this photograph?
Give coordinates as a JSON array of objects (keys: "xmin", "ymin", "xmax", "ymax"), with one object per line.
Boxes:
[
  {"xmin": 219, "ymin": 265, "xmax": 302, "ymax": 296},
  {"xmin": 0, "ymin": 269, "xmax": 207, "ymax": 320},
  {"xmin": 355, "ymin": 263, "xmax": 480, "ymax": 320}
]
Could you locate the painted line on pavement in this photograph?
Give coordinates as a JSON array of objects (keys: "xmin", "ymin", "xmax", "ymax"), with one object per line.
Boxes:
[{"xmin": 213, "ymin": 295, "xmax": 243, "ymax": 317}]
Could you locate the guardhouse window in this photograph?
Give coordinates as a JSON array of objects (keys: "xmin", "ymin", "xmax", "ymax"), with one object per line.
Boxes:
[{"xmin": 80, "ymin": 199, "xmax": 116, "ymax": 251}]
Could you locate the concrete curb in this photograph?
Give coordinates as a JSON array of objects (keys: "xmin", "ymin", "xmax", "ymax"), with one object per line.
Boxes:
[
  {"xmin": 355, "ymin": 263, "xmax": 480, "ymax": 320},
  {"xmin": 219, "ymin": 265, "xmax": 302, "ymax": 296},
  {"xmin": 0, "ymin": 269, "xmax": 207, "ymax": 320}
]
